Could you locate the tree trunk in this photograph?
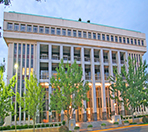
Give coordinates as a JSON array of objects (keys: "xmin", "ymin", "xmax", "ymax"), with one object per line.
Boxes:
[
  {"xmin": 132, "ymin": 109, "xmax": 134, "ymax": 123},
  {"xmin": 33, "ymin": 117, "xmax": 35, "ymax": 132}
]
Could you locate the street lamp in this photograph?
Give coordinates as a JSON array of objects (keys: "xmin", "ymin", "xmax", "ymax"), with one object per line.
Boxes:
[
  {"xmin": 14, "ymin": 63, "xmax": 18, "ymax": 132},
  {"xmin": 114, "ymin": 103, "xmax": 117, "ymax": 115}
]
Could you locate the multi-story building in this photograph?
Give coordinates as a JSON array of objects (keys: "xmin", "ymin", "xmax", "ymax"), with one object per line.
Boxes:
[{"xmin": 3, "ymin": 11, "xmax": 147, "ymax": 124}]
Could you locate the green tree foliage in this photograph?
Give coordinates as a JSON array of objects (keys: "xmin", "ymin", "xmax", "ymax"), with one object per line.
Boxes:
[
  {"xmin": 109, "ymin": 57, "xmax": 148, "ymax": 122},
  {"xmin": 0, "ymin": 66, "xmax": 16, "ymax": 126},
  {"xmin": 17, "ymin": 74, "xmax": 45, "ymax": 132},
  {"xmin": 50, "ymin": 59, "xmax": 89, "ymax": 128}
]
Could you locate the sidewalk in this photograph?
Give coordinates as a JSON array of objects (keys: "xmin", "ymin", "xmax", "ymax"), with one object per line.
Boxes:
[{"xmin": 80, "ymin": 123, "xmax": 148, "ymax": 132}]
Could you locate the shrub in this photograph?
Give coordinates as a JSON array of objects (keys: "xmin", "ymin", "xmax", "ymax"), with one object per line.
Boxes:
[
  {"xmin": 17, "ymin": 125, "xmax": 21, "ymax": 129},
  {"xmin": 121, "ymin": 115, "xmax": 123, "ymax": 119},
  {"xmin": 130, "ymin": 122, "xmax": 137, "ymax": 125},
  {"xmin": 78, "ymin": 18, "xmax": 81, "ymax": 21},
  {"xmin": 50, "ymin": 124, "xmax": 53, "ymax": 127},
  {"xmin": 142, "ymin": 116, "xmax": 148, "ymax": 123},
  {"xmin": 2, "ymin": 126, "xmax": 7, "ymax": 130},
  {"xmin": 11, "ymin": 125, "xmax": 15, "ymax": 129},
  {"xmin": 6, "ymin": 126, "xmax": 11, "ymax": 130},
  {"xmin": 23, "ymin": 124, "xmax": 28, "ymax": 129},
  {"xmin": 62, "ymin": 120, "xmax": 66, "ymax": 125},
  {"xmin": 101, "ymin": 123, "xmax": 106, "ymax": 126},
  {"xmin": 87, "ymin": 20, "xmax": 90, "ymax": 23},
  {"xmin": 114, "ymin": 122, "xmax": 119, "ymax": 125},
  {"xmin": 59, "ymin": 123, "xmax": 61, "ymax": 126},
  {"xmin": 126, "ymin": 117, "xmax": 128, "ymax": 119},
  {"xmin": 55, "ymin": 124, "xmax": 58, "ymax": 127},
  {"xmin": 129, "ymin": 116, "xmax": 132, "ymax": 119},
  {"xmin": 36, "ymin": 124, "xmax": 40, "ymax": 128},
  {"xmin": 123, "ymin": 117, "xmax": 126, "ymax": 120},
  {"xmin": 29, "ymin": 125, "xmax": 33, "ymax": 128},
  {"xmin": 124, "ymin": 120, "xmax": 129, "ymax": 123},
  {"xmin": 74, "ymin": 126, "xmax": 80, "ymax": 130},
  {"xmin": 59, "ymin": 125, "xmax": 69, "ymax": 132},
  {"xmin": 46, "ymin": 124, "xmax": 49, "ymax": 127},
  {"xmin": 87, "ymin": 124, "xmax": 93, "ymax": 128},
  {"xmin": 41, "ymin": 124, "xmax": 45, "ymax": 127}
]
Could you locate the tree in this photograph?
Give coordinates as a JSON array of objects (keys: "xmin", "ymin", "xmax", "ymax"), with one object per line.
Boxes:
[
  {"xmin": 0, "ymin": 65, "xmax": 16, "ymax": 126},
  {"xmin": 0, "ymin": 0, "xmax": 45, "ymax": 6},
  {"xmin": 17, "ymin": 74, "xmax": 45, "ymax": 132},
  {"xmin": 109, "ymin": 57, "xmax": 148, "ymax": 122},
  {"xmin": 49, "ymin": 59, "xmax": 89, "ymax": 130}
]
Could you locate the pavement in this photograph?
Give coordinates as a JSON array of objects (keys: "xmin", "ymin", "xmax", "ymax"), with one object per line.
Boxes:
[{"xmin": 80, "ymin": 124, "xmax": 148, "ymax": 132}]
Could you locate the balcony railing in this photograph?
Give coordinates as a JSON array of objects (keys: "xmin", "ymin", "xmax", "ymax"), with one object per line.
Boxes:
[
  {"xmin": 104, "ymin": 59, "xmax": 108, "ymax": 63},
  {"xmin": 85, "ymin": 75, "xmax": 91, "ymax": 80},
  {"xmin": 121, "ymin": 60, "xmax": 124, "ymax": 64},
  {"xmin": 52, "ymin": 54, "xmax": 60, "ymax": 60},
  {"xmin": 112, "ymin": 59, "xmax": 117, "ymax": 64},
  {"xmin": 63, "ymin": 55, "xmax": 71, "ymax": 61},
  {"xmin": 52, "ymin": 71, "xmax": 57, "ymax": 79},
  {"xmin": 40, "ymin": 54, "xmax": 48, "ymax": 59},
  {"xmin": 84, "ymin": 57, "xmax": 91, "ymax": 62},
  {"xmin": 74, "ymin": 56, "xmax": 81, "ymax": 61},
  {"xmin": 94, "ymin": 58, "xmax": 100, "ymax": 62},
  {"xmin": 95, "ymin": 76, "xmax": 101, "ymax": 80},
  {"xmin": 40, "ymin": 74, "xmax": 49, "ymax": 79},
  {"xmin": 104, "ymin": 74, "xmax": 109, "ymax": 80}
]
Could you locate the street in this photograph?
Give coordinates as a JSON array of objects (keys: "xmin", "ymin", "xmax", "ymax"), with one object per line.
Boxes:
[{"xmin": 108, "ymin": 125, "xmax": 148, "ymax": 132}]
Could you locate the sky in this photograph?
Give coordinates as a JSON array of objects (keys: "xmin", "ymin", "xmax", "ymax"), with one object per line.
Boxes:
[{"xmin": 0, "ymin": 0, "xmax": 148, "ymax": 71}]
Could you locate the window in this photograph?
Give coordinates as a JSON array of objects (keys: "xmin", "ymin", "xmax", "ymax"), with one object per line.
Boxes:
[
  {"xmin": 62, "ymin": 29, "xmax": 66, "ymax": 36},
  {"xmin": 22, "ymin": 44, "xmax": 25, "ymax": 67},
  {"xmin": 107, "ymin": 35, "xmax": 109, "ymax": 41},
  {"xmin": 88, "ymin": 32, "xmax": 91, "ymax": 39},
  {"xmin": 98, "ymin": 33, "xmax": 100, "ymax": 40},
  {"xmin": 68, "ymin": 29, "xmax": 71, "ymax": 36},
  {"xmin": 134, "ymin": 39, "xmax": 137, "ymax": 45},
  {"xmin": 20, "ymin": 24, "xmax": 25, "ymax": 32},
  {"xmin": 27, "ymin": 25, "xmax": 32, "ymax": 32},
  {"xmin": 141, "ymin": 40, "xmax": 144, "ymax": 46},
  {"xmin": 115, "ymin": 36, "xmax": 118, "ymax": 42},
  {"xmin": 102, "ymin": 34, "xmax": 105, "ymax": 41},
  {"xmin": 31, "ymin": 45, "xmax": 34, "ymax": 68},
  {"xmin": 73, "ymin": 30, "xmax": 76, "ymax": 37},
  {"xmin": 78, "ymin": 31, "xmax": 81, "ymax": 37},
  {"xmin": 93, "ymin": 33, "xmax": 96, "ymax": 39},
  {"xmin": 119, "ymin": 37, "xmax": 122, "ymax": 43},
  {"xmin": 27, "ymin": 44, "xmax": 29, "ymax": 68},
  {"xmin": 131, "ymin": 38, "xmax": 133, "ymax": 44},
  {"xmin": 33, "ymin": 26, "xmax": 38, "ymax": 33},
  {"xmin": 123, "ymin": 37, "xmax": 126, "ymax": 43},
  {"xmin": 83, "ymin": 31, "xmax": 86, "ymax": 38},
  {"xmin": 111, "ymin": 35, "xmax": 114, "ymax": 42},
  {"xmin": 51, "ymin": 27, "xmax": 55, "ymax": 34},
  {"xmin": 127, "ymin": 38, "xmax": 129, "ymax": 44},
  {"xmin": 138, "ymin": 40, "xmax": 140, "ymax": 45},
  {"xmin": 7, "ymin": 23, "xmax": 13, "ymax": 30},
  {"xmin": 45, "ymin": 27, "xmax": 49, "ymax": 34},
  {"xmin": 14, "ymin": 24, "xmax": 19, "ymax": 31},
  {"xmin": 57, "ymin": 28, "xmax": 61, "ymax": 35},
  {"xmin": 39, "ymin": 26, "xmax": 44, "ymax": 33}
]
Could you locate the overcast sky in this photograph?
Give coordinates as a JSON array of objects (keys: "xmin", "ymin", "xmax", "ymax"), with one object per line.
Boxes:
[{"xmin": 0, "ymin": 0, "xmax": 148, "ymax": 68}]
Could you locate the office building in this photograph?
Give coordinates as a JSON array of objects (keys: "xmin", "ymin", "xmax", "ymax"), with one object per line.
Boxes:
[{"xmin": 3, "ymin": 11, "xmax": 147, "ymax": 124}]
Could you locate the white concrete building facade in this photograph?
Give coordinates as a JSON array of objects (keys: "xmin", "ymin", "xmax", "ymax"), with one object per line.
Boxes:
[{"xmin": 3, "ymin": 11, "xmax": 147, "ymax": 123}]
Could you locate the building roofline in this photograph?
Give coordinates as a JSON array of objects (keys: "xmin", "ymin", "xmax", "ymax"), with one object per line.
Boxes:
[{"xmin": 8, "ymin": 11, "xmax": 141, "ymax": 33}]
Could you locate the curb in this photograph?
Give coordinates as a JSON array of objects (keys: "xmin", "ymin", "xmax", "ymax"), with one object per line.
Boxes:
[{"xmin": 90, "ymin": 124, "xmax": 148, "ymax": 132}]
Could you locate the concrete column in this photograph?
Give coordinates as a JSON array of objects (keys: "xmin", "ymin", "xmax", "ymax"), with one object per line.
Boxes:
[
  {"xmin": 91, "ymin": 48, "xmax": 97, "ymax": 121},
  {"xmin": 100, "ymin": 49, "xmax": 107, "ymax": 120},
  {"xmin": 60, "ymin": 45, "xmax": 63, "ymax": 60},
  {"xmin": 48, "ymin": 44, "xmax": 52, "ymax": 121},
  {"xmin": 109, "ymin": 50, "xmax": 115, "ymax": 116},
  {"xmin": 71, "ymin": 46, "xmax": 74, "ymax": 63},
  {"xmin": 81, "ymin": 47, "xmax": 87, "ymax": 122},
  {"xmin": 117, "ymin": 51, "xmax": 125, "ymax": 116}
]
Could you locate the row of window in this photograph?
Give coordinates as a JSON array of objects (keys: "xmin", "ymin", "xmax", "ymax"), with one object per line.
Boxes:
[{"xmin": 7, "ymin": 22, "xmax": 145, "ymax": 46}]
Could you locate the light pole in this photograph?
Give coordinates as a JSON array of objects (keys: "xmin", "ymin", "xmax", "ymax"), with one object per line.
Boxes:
[{"xmin": 14, "ymin": 63, "xmax": 18, "ymax": 132}]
